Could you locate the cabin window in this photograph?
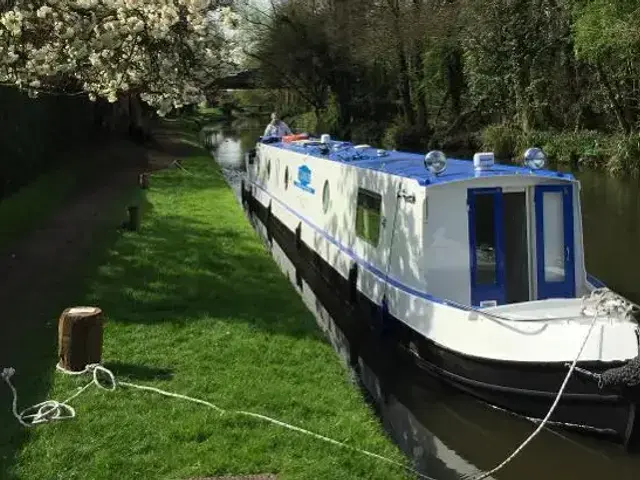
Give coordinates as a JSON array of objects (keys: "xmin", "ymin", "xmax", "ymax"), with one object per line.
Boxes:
[
  {"xmin": 542, "ymin": 191, "xmax": 566, "ymax": 282},
  {"xmin": 284, "ymin": 166, "xmax": 289, "ymax": 190},
  {"xmin": 355, "ymin": 188, "xmax": 382, "ymax": 246},
  {"xmin": 267, "ymin": 159, "xmax": 271, "ymax": 178},
  {"xmin": 473, "ymin": 194, "xmax": 497, "ymax": 285},
  {"xmin": 322, "ymin": 180, "xmax": 330, "ymax": 213}
]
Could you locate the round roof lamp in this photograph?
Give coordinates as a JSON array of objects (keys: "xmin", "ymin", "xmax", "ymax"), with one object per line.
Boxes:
[
  {"xmin": 424, "ymin": 150, "xmax": 447, "ymax": 175},
  {"xmin": 523, "ymin": 147, "xmax": 546, "ymax": 170}
]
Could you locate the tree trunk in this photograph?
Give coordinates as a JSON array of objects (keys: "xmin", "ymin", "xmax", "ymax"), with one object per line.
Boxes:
[
  {"xmin": 398, "ymin": 48, "xmax": 416, "ymax": 125},
  {"xmin": 128, "ymin": 93, "xmax": 152, "ymax": 143},
  {"xmin": 595, "ymin": 63, "xmax": 632, "ymax": 134},
  {"xmin": 58, "ymin": 307, "xmax": 104, "ymax": 372},
  {"xmin": 446, "ymin": 48, "xmax": 464, "ymax": 117},
  {"xmin": 388, "ymin": 0, "xmax": 415, "ymax": 125},
  {"xmin": 411, "ymin": 0, "xmax": 428, "ymax": 129}
]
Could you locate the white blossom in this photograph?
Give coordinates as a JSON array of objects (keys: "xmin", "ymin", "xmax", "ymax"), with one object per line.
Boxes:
[{"xmin": 0, "ymin": 0, "xmax": 240, "ymax": 115}]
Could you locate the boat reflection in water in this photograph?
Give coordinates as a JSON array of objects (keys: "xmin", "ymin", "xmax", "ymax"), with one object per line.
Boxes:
[{"xmin": 240, "ymin": 193, "xmax": 640, "ymax": 480}]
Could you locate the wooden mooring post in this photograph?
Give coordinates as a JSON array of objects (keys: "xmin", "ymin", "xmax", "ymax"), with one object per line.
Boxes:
[
  {"xmin": 126, "ymin": 205, "xmax": 140, "ymax": 231},
  {"xmin": 58, "ymin": 307, "xmax": 104, "ymax": 372}
]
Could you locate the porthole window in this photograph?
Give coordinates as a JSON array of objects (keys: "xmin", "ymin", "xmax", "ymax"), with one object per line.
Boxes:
[
  {"xmin": 284, "ymin": 166, "xmax": 289, "ymax": 190},
  {"xmin": 322, "ymin": 180, "xmax": 330, "ymax": 213}
]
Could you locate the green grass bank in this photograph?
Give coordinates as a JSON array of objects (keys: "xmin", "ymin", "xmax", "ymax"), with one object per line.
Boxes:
[{"xmin": 3, "ymin": 121, "xmax": 411, "ymax": 480}]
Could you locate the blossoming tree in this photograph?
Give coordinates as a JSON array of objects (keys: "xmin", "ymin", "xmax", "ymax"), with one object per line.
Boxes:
[{"xmin": 0, "ymin": 0, "xmax": 240, "ymax": 116}]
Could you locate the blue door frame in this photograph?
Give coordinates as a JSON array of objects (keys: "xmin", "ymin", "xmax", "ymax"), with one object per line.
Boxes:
[
  {"xmin": 467, "ymin": 188, "xmax": 505, "ymax": 307},
  {"xmin": 534, "ymin": 184, "xmax": 576, "ymax": 299}
]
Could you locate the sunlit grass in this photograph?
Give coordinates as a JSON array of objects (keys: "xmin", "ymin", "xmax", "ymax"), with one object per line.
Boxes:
[{"xmin": 6, "ymin": 125, "xmax": 411, "ymax": 480}]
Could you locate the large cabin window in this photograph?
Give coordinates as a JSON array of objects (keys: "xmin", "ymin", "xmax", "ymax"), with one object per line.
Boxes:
[{"xmin": 355, "ymin": 188, "xmax": 382, "ymax": 246}]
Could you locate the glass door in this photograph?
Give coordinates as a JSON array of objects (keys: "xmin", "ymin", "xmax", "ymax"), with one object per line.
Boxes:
[
  {"xmin": 534, "ymin": 184, "xmax": 576, "ymax": 299},
  {"xmin": 468, "ymin": 188, "xmax": 505, "ymax": 307}
]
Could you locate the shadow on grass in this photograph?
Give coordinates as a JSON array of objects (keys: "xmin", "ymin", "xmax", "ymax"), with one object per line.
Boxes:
[
  {"xmin": 0, "ymin": 183, "xmax": 143, "ymax": 479},
  {"xmin": 88, "ymin": 208, "xmax": 325, "ymax": 340}
]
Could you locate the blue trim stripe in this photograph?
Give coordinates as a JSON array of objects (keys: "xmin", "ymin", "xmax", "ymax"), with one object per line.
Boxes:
[{"xmin": 249, "ymin": 179, "xmax": 473, "ymax": 312}]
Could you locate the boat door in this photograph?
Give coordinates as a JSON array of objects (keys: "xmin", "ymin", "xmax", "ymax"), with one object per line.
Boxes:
[
  {"xmin": 468, "ymin": 188, "xmax": 505, "ymax": 307},
  {"xmin": 534, "ymin": 184, "xmax": 576, "ymax": 299},
  {"xmin": 468, "ymin": 188, "xmax": 531, "ymax": 307}
]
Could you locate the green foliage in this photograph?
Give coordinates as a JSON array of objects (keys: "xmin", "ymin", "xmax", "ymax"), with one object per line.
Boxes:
[
  {"xmin": 573, "ymin": 0, "xmax": 640, "ymax": 64},
  {"xmin": 608, "ymin": 134, "xmax": 640, "ymax": 178},
  {"xmin": 480, "ymin": 124, "xmax": 640, "ymax": 176},
  {"xmin": 481, "ymin": 124, "xmax": 520, "ymax": 160},
  {"xmin": 290, "ymin": 111, "xmax": 318, "ymax": 134},
  {"xmin": 382, "ymin": 118, "xmax": 431, "ymax": 152},
  {"xmin": 516, "ymin": 130, "xmax": 608, "ymax": 166},
  {"xmin": 350, "ymin": 122, "xmax": 385, "ymax": 146},
  {"xmin": 316, "ymin": 92, "xmax": 340, "ymax": 134}
]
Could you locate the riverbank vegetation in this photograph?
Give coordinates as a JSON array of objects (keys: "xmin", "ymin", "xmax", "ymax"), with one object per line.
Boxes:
[
  {"xmin": 2, "ymin": 120, "xmax": 411, "ymax": 480},
  {"xmin": 238, "ymin": 0, "xmax": 640, "ymax": 177}
]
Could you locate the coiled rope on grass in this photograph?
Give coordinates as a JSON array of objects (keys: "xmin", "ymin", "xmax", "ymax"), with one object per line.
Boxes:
[{"xmin": 1, "ymin": 362, "xmax": 438, "ymax": 480}]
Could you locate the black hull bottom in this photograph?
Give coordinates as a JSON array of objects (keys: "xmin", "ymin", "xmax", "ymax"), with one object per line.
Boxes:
[{"xmin": 241, "ymin": 182, "xmax": 640, "ymax": 449}]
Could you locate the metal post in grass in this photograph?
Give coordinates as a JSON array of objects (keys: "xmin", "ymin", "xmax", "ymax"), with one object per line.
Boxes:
[{"xmin": 58, "ymin": 307, "xmax": 104, "ymax": 372}]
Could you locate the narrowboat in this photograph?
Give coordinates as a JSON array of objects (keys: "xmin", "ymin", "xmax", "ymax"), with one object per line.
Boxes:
[{"xmin": 241, "ymin": 133, "xmax": 640, "ymax": 447}]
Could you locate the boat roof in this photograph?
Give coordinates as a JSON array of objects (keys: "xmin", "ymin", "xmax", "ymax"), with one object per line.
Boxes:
[{"xmin": 260, "ymin": 137, "xmax": 575, "ymax": 186}]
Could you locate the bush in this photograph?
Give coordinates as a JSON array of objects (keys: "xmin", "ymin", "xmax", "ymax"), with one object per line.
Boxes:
[
  {"xmin": 481, "ymin": 124, "xmax": 520, "ymax": 160},
  {"xmin": 350, "ymin": 121, "xmax": 385, "ymax": 146},
  {"xmin": 516, "ymin": 130, "xmax": 608, "ymax": 167},
  {"xmin": 382, "ymin": 118, "xmax": 431, "ymax": 151},
  {"xmin": 607, "ymin": 134, "xmax": 640, "ymax": 178},
  {"xmin": 481, "ymin": 124, "xmax": 613, "ymax": 168},
  {"xmin": 290, "ymin": 111, "xmax": 318, "ymax": 134}
]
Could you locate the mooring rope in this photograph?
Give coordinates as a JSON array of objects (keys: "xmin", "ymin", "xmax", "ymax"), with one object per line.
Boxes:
[
  {"xmin": 1, "ymin": 362, "xmax": 438, "ymax": 480},
  {"xmin": 463, "ymin": 288, "xmax": 636, "ymax": 480}
]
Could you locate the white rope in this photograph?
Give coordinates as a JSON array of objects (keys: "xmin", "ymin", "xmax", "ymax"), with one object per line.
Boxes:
[
  {"xmin": 1, "ymin": 362, "xmax": 436, "ymax": 480},
  {"xmin": 464, "ymin": 288, "xmax": 635, "ymax": 480}
]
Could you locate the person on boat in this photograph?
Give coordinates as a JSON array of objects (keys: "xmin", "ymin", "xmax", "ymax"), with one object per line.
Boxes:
[{"xmin": 263, "ymin": 112, "xmax": 292, "ymax": 137}]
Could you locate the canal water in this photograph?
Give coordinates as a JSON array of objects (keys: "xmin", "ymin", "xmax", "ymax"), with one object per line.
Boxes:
[{"xmin": 202, "ymin": 118, "xmax": 640, "ymax": 480}]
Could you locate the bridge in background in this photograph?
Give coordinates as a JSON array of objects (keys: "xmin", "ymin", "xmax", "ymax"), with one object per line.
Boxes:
[{"xmin": 215, "ymin": 69, "xmax": 266, "ymax": 90}]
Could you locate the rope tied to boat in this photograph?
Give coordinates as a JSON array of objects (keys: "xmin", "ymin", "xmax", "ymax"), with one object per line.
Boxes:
[
  {"xmin": 466, "ymin": 287, "xmax": 636, "ymax": 480},
  {"xmin": 570, "ymin": 288, "xmax": 640, "ymax": 392}
]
